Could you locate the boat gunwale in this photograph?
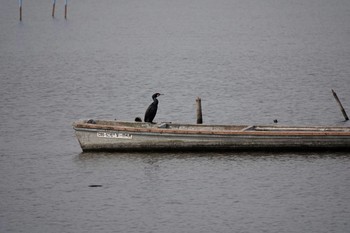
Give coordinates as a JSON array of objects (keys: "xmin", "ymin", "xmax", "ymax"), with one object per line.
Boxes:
[{"xmin": 73, "ymin": 121, "xmax": 350, "ymax": 137}]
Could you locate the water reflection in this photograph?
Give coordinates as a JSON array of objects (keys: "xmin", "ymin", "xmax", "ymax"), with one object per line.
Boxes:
[{"xmin": 77, "ymin": 150, "xmax": 350, "ymax": 161}]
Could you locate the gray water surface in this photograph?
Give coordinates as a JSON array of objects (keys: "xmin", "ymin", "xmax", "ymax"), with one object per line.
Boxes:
[{"xmin": 1, "ymin": 0, "xmax": 350, "ymax": 232}]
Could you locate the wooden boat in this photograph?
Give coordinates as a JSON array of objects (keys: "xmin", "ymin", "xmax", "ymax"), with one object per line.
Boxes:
[{"xmin": 72, "ymin": 120, "xmax": 350, "ymax": 152}]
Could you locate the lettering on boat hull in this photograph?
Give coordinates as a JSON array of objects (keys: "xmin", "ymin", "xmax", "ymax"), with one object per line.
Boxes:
[{"xmin": 97, "ymin": 132, "xmax": 132, "ymax": 139}]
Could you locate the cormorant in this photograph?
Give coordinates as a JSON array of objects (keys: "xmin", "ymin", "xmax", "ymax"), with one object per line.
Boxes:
[{"xmin": 144, "ymin": 93, "xmax": 163, "ymax": 123}]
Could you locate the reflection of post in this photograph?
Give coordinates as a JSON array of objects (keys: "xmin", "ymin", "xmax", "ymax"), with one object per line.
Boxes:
[
  {"xmin": 52, "ymin": 0, "xmax": 56, "ymax": 18},
  {"xmin": 196, "ymin": 97, "xmax": 203, "ymax": 124},
  {"xmin": 332, "ymin": 89, "xmax": 349, "ymax": 121},
  {"xmin": 19, "ymin": 0, "xmax": 22, "ymax": 21},
  {"xmin": 64, "ymin": 0, "xmax": 67, "ymax": 19}
]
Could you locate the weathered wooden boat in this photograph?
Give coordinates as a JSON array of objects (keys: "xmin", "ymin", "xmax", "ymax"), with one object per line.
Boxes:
[{"xmin": 72, "ymin": 120, "xmax": 350, "ymax": 152}]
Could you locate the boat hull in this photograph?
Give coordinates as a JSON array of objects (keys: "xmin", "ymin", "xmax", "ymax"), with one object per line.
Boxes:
[{"xmin": 73, "ymin": 120, "xmax": 350, "ymax": 152}]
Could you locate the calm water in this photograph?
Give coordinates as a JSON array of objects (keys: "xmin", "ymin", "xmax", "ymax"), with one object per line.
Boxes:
[{"xmin": 1, "ymin": 0, "xmax": 350, "ymax": 232}]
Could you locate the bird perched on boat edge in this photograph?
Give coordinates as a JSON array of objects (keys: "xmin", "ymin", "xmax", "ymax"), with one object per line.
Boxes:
[{"xmin": 144, "ymin": 93, "xmax": 163, "ymax": 123}]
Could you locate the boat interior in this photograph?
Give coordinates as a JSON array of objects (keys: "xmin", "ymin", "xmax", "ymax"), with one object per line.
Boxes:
[{"xmin": 80, "ymin": 120, "xmax": 350, "ymax": 132}]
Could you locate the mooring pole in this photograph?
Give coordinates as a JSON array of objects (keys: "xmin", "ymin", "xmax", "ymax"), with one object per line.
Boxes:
[
  {"xmin": 196, "ymin": 97, "xmax": 203, "ymax": 124},
  {"xmin": 52, "ymin": 0, "xmax": 56, "ymax": 17},
  {"xmin": 19, "ymin": 0, "xmax": 23, "ymax": 21},
  {"xmin": 64, "ymin": 0, "xmax": 67, "ymax": 19},
  {"xmin": 332, "ymin": 89, "xmax": 349, "ymax": 121}
]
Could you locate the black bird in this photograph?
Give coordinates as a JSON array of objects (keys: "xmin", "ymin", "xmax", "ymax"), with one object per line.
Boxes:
[{"xmin": 144, "ymin": 93, "xmax": 163, "ymax": 123}]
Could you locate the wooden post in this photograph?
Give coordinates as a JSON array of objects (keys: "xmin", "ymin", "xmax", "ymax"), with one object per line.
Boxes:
[
  {"xmin": 332, "ymin": 89, "xmax": 349, "ymax": 121},
  {"xmin": 196, "ymin": 97, "xmax": 203, "ymax": 124},
  {"xmin": 52, "ymin": 0, "xmax": 56, "ymax": 18},
  {"xmin": 64, "ymin": 0, "xmax": 67, "ymax": 19},
  {"xmin": 19, "ymin": 0, "xmax": 22, "ymax": 21}
]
